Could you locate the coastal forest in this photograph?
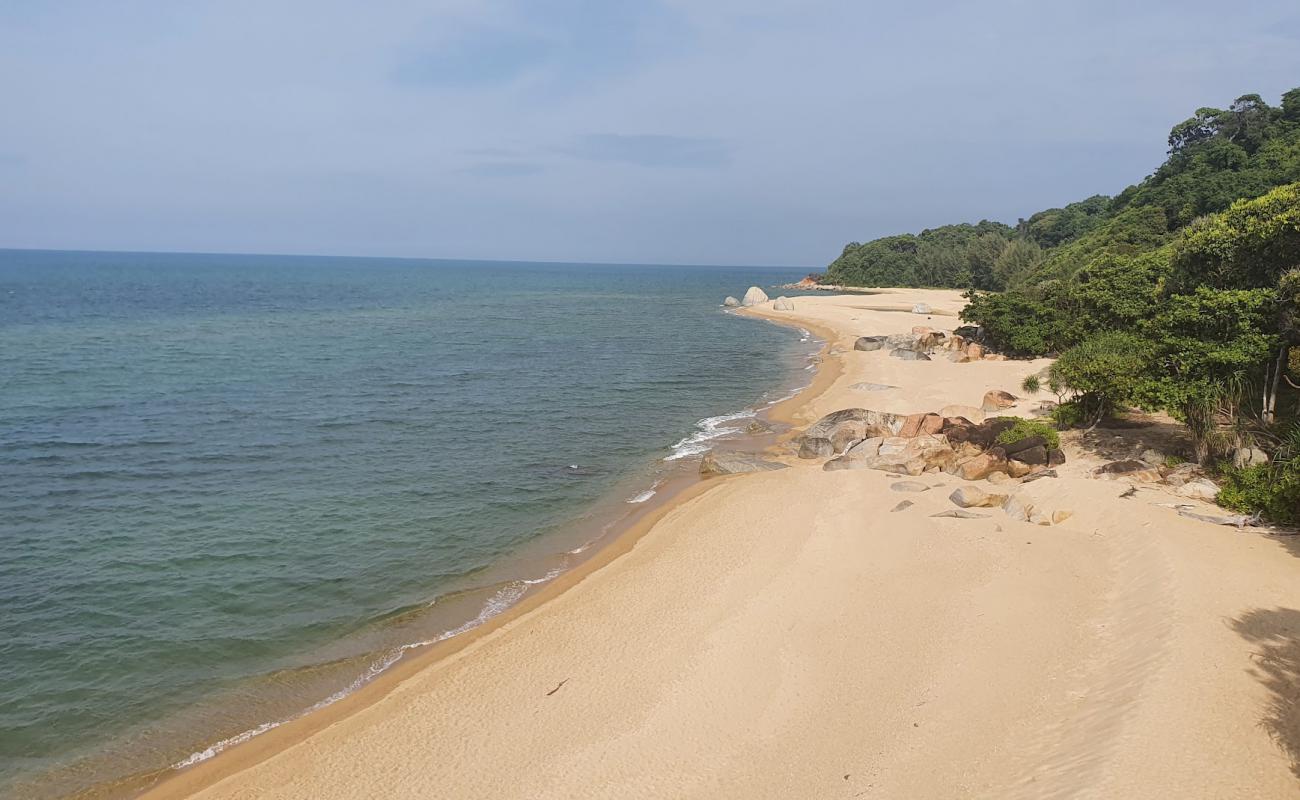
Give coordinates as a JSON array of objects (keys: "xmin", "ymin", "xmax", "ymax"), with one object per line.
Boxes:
[{"xmin": 824, "ymin": 88, "xmax": 1300, "ymax": 522}]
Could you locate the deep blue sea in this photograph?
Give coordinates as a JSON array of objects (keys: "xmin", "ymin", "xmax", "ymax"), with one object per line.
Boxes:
[{"xmin": 0, "ymin": 250, "xmax": 812, "ymax": 797}]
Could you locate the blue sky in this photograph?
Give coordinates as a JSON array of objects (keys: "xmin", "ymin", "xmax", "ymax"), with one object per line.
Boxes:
[{"xmin": 2, "ymin": 0, "xmax": 1298, "ymax": 266}]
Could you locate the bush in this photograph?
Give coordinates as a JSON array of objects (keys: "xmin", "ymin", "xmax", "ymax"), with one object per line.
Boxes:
[
  {"xmin": 1048, "ymin": 332, "xmax": 1152, "ymax": 424},
  {"xmin": 1216, "ymin": 464, "xmax": 1300, "ymax": 524},
  {"xmin": 1050, "ymin": 402, "xmax": 1087, "ymax": 429},
  {"xmin": 994, "ymin": 417, "xmax": 1061, "ymax": 450}
]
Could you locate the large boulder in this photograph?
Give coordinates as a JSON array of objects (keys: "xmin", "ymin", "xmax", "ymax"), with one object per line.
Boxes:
[
  {"xmin": 722, "ymin": 296, "xmax": 740, "ymax": 307},
  {"xmin": 1000, "ymin": 434, "xmax": 1047, "ymax": 457},
  {"xmin": 955, "ymin": 447, "xmax": 1009, "ymax": 480},
  {"xmin": 1176, "ymin": 479, "xmax": 1220, "ymax": 501},
  {"xmin": 798, "ymin": 437, "xmax": 834, "ymax": 459},
  {"xmin": 1233, "ymin": 447, "xmax": 1269, "ymax": 468},
  {"xmin": 1010, "ymin": 445, "xmax": 1049, "ymax": 466},
  {"xmin": 825, "ymin": 434, "xmax": 954, "ymax": 476},
  {"xmin": 885, "ymin": 332, "xmax": 926, "ymax": 351},
  {"xmin": 949, "ymin": 485, "xmax": 1006, "ymax": 508},
  {"xmin": 981, "ymin": 390, "xmax": 1018, "ymax": 412},
  {"xmin": 854, "ymin": 336, "xmax": 888, "ymax": 352},
  {"xmin": 741, "ymin": 286, "xmax": 769, "ymax": 307},
  {"xmin": 772, "ymin": 296, "xmax": 795, "ymax": 311},
  {"xmin": 939, "ymin": 404, "xmax": 986, "ymax": 424},
  {"xmin": 801, "ymin": 408, "xmax": 904, "ymax": 452},
  {"xmin": 898, "ymin": 412, "xmax": 945, "ymax": 438},
  {"xmin": 700, "ymin": 451, "xmax": 787, "ymax": 476},
  {"xmin": 891, "ymin": 349, "xmax": 931, "ymax": 361}
]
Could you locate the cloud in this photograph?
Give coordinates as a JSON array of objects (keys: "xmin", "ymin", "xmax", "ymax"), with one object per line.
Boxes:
[
  {"xmin": 461, "ymin": 161, "xmax": 543, "ymax": 177},
  {"xmin": 561, "ymin": 134, "xmax": 730, "ymax": 168}
]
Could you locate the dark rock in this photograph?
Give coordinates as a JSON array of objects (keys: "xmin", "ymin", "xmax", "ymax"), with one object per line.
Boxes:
[
  {"xmin": 1000, "ymin": 434, "xmax": 1047, "ymax": 456},
  {"xmin": 853, "ymin": 336, "xmax": 887, "ymax": 352},
  {"xmin": 1047, "ymin": 448, "xmax": 1066, "ymax": 467},
  {"xmin": 1097, "ymin": 459, "xmax": 1149, "ymax": 475},
  {"xmin": 1009, "ymin": 444, "xmax": 1048, "ymax": 466},
  {"xmin": 1022, "ymin": 469, "xmax": 1058, "ymax": 483}
]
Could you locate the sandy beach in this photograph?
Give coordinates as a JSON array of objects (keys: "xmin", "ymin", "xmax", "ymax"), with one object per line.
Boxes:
[{"xmin": 145, "ymin": 289, "xmax": 1300, "ymax": 799}]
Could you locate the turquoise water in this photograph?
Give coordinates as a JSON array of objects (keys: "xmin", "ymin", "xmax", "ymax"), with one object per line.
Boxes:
[{"xmin": 0, "ymin": 250, "xmax": 811, "ymax": 797}]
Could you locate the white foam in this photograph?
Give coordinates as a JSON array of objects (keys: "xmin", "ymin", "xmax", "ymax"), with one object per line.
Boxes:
[
  {"xmin": 664, "ymin": 408, "xmax": 756, "ymax": 461},
  {"xmin": 172, "ymin": 579, "xmax": 538, "ymax": 770},
  {"xmin": 626, "ymin": 489, "xmax": 656, "ymax": 504}
]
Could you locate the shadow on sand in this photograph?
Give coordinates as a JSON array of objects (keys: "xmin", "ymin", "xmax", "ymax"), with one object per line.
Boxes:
[{"xmin": 1231, "ymin": 607, "xmax": 1300, "ymax": 778}]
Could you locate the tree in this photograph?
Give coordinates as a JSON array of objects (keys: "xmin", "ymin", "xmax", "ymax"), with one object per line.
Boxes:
[
  {"xmin": 991, "ymin": 238, "xmax": 1044, "ymax": 289},
  {"xmin": 1049, "ymin": 332, "xmax": 1152, "ymax": 426}
]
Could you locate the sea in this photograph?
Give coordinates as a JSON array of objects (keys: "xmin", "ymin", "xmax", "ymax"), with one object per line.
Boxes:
[{"xmin": 0, "ymin": 249, "xmax": 817, "ymax": 798}]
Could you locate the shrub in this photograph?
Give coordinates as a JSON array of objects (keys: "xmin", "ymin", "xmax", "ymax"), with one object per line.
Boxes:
[
  {"xmin": 1216, "ymin": 464, "xmax": 1300, "ymax": 524},
  {"xmin": 1050, "ymin": 402, "xmax": 1087, "ymax": 429},
  {"xmin": 994, "ymin": 417, "xmax": 1061, "ymax": 450},
  {"xmin": 1021, "ymin": 374, "xmax": 1041, "ymax": 394}
]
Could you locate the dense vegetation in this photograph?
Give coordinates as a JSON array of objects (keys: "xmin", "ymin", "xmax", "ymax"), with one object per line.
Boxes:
[{"xmin": 826, "ymin": 88, "xmax": 1300, "ymax": 522}]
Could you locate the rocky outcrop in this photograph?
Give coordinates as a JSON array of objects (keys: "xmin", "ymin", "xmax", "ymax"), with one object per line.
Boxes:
[
  {"xmin": 700, "ymin": 451, "xmax": 788, "ymax": 476},
  {"xmin": 824, "ymin": 434, "xmax": 954, "ymax": 476},
  {"xmin": 800, "ymin": 408, "xmax": 904, "ymax": 455},
  {"xmin": 772, "ymin": 296, "xmax": 795, "ymax": 311},
  {"xmin": 854, "ymin": 336, "xmax": 887, "ymax": 352},
  {"xmin": 741, "ymin": 286, "xmax": 769, "ymax": 307},
  {"xmin": 722, "ymin": 296, "xmax": 740, "ymax": 307}
]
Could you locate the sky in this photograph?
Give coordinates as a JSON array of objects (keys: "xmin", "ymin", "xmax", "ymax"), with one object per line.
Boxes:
[{"xmin": 1, "ymin": 1, "xmax": 1298, "ymax": 267}]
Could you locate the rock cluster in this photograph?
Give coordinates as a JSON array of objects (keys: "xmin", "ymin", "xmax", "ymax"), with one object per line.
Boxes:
[
  {"xmin": 1095, "ymin": 458, "xmax": 1220, "ymax": 500},
  {"xmin": 849, "ymin": 323, "xmax": 1009, "ymax": 363},
  {"xmin": 797, "ymin": 407, "xmax": 1067, "ymax": 481}
]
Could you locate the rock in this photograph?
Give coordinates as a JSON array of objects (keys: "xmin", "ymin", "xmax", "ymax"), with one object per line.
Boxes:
[
  {"xmin": 772, "ymin": 296, "xmax": 795, "ymax": 311},
  {"xmin": 1029, "ymin": 510, "xmax": 1054, "ymax": 526},
  {"xmin": 851, "ymin": 382, "xmax": 895, "ymax": 391},
  {"xmin": 984, "ymin": 354, "xmax": 1007, "ymax": 361},
  {"xmin": 700, "ymin": 451, "xmax": 787, "ymax": 476},
  {"xmin": 981, "ymin": 390, "xmax": 1018, "ymax": 412},
  {"xmin": 911, "ymin": 325, "xmax": 934, "ymax": 336},
  {"xmin": 853, "ymin": 336, "xmax": 887, "ymax": 352},
  {"xmin": 1002, "ymin": 494, "xmax": 1034, "ymax": 522},
  {"xmin": 798, "ymin": 437, "xmax": 834, "ymax": 459},
  {"xmin": 741, "ymin": 286, "xmax": 770, "ymax": 307},
  {"xmin": 1233, "ymin": 447, "xmax": 1270, "ymax": 468},
  {"xmin": 956, "ymin": 448, "xmax": 1009, "ymax": 481},
  {"xmin": 826, "ymin": 433, "xmax": 954, "ymax": 476},
  {"xmin": 722, "ymin": 296, "xmax": 740, "ymax": 307},
  {"xmin": 949, "ymin": 417, "xmax": 1017, "ymax": 451},
  {"xmin": 1140, "ymin": 448, "xmax": 1167, "ymax": 466},
  {"xmin": 1176, "ymin": 479, "xmax": 1219, "ymax": 501},
  {"xmin": 803, "ymin": 408, "xmax": 904, "ymax": 445},
  {"xmin": 1162, "ymin": 463, "xmax": 1200, "ymax": 487},
  {"xmin": 1021, "ymin": 469, "xmax": 1058, "ymax": 483},
  {"xmin": 1177, "ymin": 508, "xmax": 1257, "ymax": 527},
  {"xmin": 987, "ymin": 471, "xmax": 1012, "ymax": 484},
  {"xmin": 745, "ymin": 419, "xmax": 773, "ymax": 435},
  {"xmin": 891, "ymin": 349, "xmax": 931, "ymax": 361},
  {"xmin": 891, "ymin": 480, "xmax": 931, "ymax": 493},
  {"xmin": 1001, "ymin": 435, "xmax": 1047, "ymax": 457},
  {"xmin": 1047, "ymin": 448, "xmax": 1066, "ymax": 467},
  {"xmin": 1009, "ymin": 444, "xmax": 1049, "ymax": 466},
  {"xmin": 965, "ymin": 343, "xmax": 984, "ymax": 359},
  {"xmin": 949, "ymin": 486, "xmax": 1005, "ymax": 508},
  {"xmin": 1097, "ymin": 459, "xmax": 1161, "ymax": 483},
  {"xmin": 1005, "ymin": 459, "xmax": 1034, "ymax": 478},
  {"xmin": 899, "ymin": 412, "xmax": 944, "ymax": 438},
  {"xmin": 912, "ymin": 303, "xmax": 932, "ymax": 314},
  {"xmin": 932, "ymin": 509, "xmax": 988, "ymax": 519},
  {"xmin": 939, "ymin": 404, "xmax": 986, "ymax": 424},
  {"xmin": 890, "ymin": 500, "xmax": 915, "ymax": 513},
  {"xmin": 1052, "ymin": 510, "xmax": 1073, "ymax": 524},
  {"xmin": 885, "ymin": 332, "xmax": 926, "ymax": 351},
  {"xmin": 954, "ymin": 324, "xmax": 981, "ymax": 339},
  {"xmin": 947, "ymin": 351, "xmax": 972, "ymax": 363}
]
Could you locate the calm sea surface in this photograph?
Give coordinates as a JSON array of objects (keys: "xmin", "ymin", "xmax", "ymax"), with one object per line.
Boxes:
[{"xmin": 0, "ymin": 250, "xmax": 811, "ymax": 797}]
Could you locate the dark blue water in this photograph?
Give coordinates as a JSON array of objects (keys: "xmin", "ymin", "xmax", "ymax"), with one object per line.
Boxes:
[{"xmin": 0, "ymin": 250, "xmax": 810, "ymax": 797}]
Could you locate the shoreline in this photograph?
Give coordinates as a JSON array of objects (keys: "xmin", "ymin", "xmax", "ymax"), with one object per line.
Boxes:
[
  {"xmin": 113, "ymin": 296, "xmax": 834, "ymax": 800},
  {"xmin": 137, "ymin": 290, "xmax": 1300, "ymax": 798}
]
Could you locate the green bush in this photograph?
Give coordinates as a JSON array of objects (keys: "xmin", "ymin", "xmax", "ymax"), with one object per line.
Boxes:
[
  {"xmin": 1049, "ymin": 402, "xmax": 1087, "ymax": 429},
  {"xmin": 994, "ymin": 417, "xmax": 1061, "ymax": 450},
  {"xmin": 1216, "ymin": 464, "xmax": 1300, "ymax": 524}
]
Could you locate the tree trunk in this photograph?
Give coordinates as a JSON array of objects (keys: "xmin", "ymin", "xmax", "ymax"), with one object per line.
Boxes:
[{"xmin": 1265, "ymin": 344, "xmax": 1286, "ymax": 425}]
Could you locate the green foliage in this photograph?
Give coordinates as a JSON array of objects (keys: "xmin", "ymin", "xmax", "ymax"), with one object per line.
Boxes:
[
  {"xmin": 1216, "ymin": 464, "xmax": 1300, "ymax": 524},
  {"xmin": 959, "ymin": 289, "xmax": 1069, "ymax": 356},
  {"xmin": 994, "ymin": 418, "xmax": 1061, "ymax": 450},
  {"xmin": 825, "ymin": 221, "xmax": 1014, "ymax": 290},
  {"xmin": 992, "ymin": 237, "xmax": 1044, "ymax": 289},
  {"xmin": 1048, "ymin": 332, "xmax": 1152, "ymax": 422},
  {"xmin": 1020, "ymin": 195, "xmax": 1111, "ymax": 248},
  {"xmin": 1049, "ymin": 401, "xmax": 1086, "ymax": 429},
  {"xmin": 1020, "ymin": 374, "xmax": 1041, "ymax": 394},
  {"xmin": 1169, "ymin": 182, "xmax": 1300, "ymax": 292}
]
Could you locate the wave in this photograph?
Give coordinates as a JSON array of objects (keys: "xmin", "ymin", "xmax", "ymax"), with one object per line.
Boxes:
[
  {"xmin": 172, "ymin": 568, "xmax": 563, "ymax": 771},
  {"xmin": 626, "ymin": 488, "xmax": 656, "ymax": 504},
  {"xmin": 664, "ymin": 409, "xmax": 756, "ymax": 461}
]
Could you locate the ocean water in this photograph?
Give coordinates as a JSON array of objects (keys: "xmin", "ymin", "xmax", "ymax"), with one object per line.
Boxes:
[{"xmin": 0, "ymin": 250, "xmax": 812, "ymax": 797}]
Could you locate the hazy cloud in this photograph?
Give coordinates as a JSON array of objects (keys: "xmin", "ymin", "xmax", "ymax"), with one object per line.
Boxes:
[{"xmin": 562, "ymin": 135, "xmax": 730, "ymax": 168}]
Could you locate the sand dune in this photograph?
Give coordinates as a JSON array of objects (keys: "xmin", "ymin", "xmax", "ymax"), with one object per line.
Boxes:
[{"xmin": 149, "ymin": 290, "xmax": 1300, "ymax": 799}]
